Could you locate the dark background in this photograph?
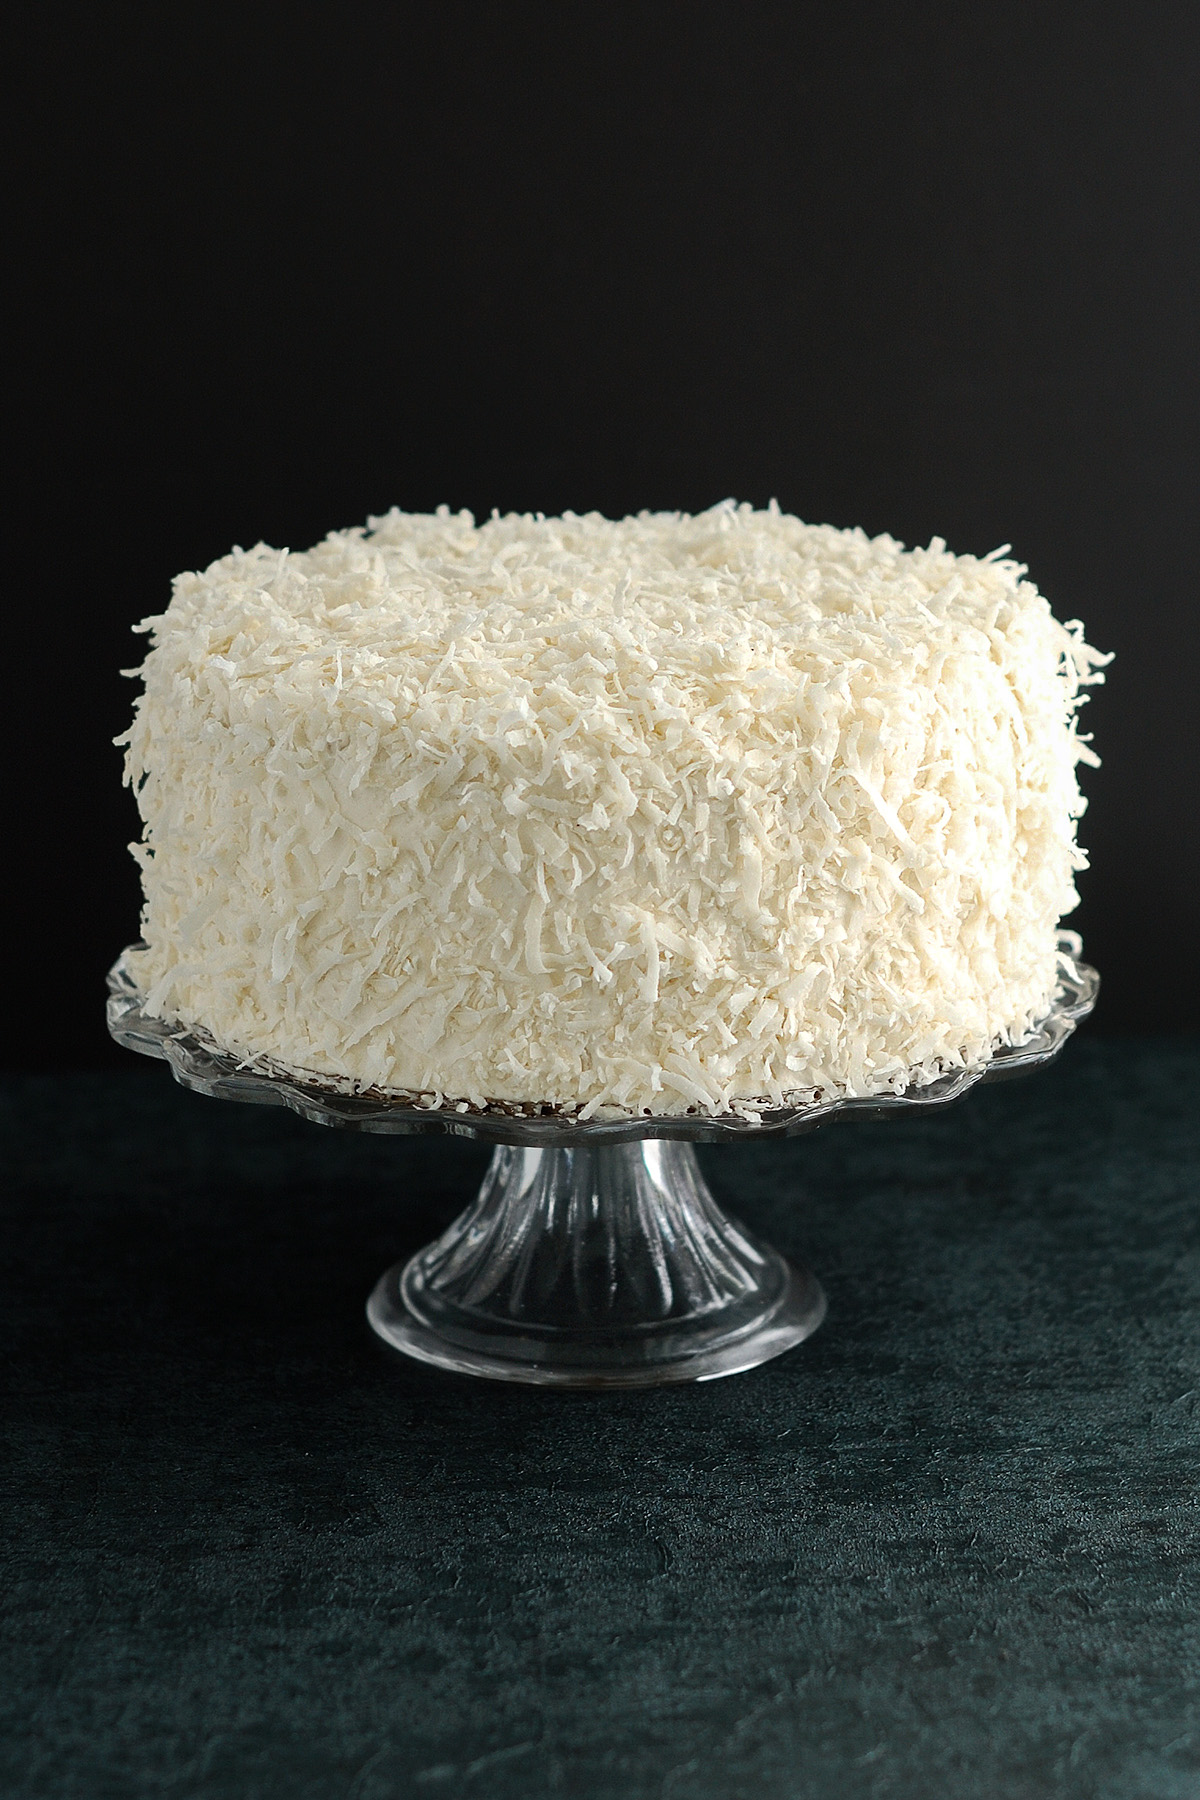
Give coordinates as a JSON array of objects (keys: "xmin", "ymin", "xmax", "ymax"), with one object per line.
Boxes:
[
  {"xmin": 5, "ymin": 16, "xmax": 1200, "ymax": 1798},
  {"xmin": 10, "ymin": 0, "xmax": 1199, "ymax": 1066}
]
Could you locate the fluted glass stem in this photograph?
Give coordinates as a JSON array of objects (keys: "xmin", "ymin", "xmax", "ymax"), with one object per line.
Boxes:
[{"xmin": 368, "ymin": 1141, "xmax": 825, "ymax": 1387}]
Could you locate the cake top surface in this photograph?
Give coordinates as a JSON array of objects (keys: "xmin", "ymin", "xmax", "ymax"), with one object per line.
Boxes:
[
  {"xmin": 135, "ymin": 500, "xmax": 1101, "ymax": 752},
  {"xmin": 140, "ymin": 500, "xmax": 1096, "ymax": 691}
]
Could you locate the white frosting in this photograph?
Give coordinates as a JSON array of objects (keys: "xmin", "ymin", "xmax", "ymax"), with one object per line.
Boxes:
[{"xmin": 119, "ymin": 502, "xmax": 1107, "ymax": 1116}]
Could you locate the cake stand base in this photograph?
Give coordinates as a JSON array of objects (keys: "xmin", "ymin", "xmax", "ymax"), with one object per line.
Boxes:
[{"xmin": 366, "ymin": 1140, "xmax": 826, "ymax": 1388}]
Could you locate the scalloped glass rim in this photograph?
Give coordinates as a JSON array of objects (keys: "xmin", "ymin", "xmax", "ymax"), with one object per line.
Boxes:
[{"xmin": 106, "ymin": 935, "xmax": 1097, "ymax": 1146}]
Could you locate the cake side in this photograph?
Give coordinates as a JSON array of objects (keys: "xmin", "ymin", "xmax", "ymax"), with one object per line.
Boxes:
[{"xmin": 118, "ymin": 502, "xmax": 1108, "ymax": 1117}]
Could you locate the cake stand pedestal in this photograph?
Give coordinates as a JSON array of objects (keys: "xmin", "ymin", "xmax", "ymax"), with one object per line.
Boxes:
[
  {"xmin": 107, "ymin": 936, "xmax": 1097, "ymax": 1389},
  {"xmin": 367, "ymin": 1138, "xmax": 825, "ymax": 1385}
]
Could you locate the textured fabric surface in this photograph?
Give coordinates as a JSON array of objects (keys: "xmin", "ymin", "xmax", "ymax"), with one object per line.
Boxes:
[{"xmin": 2, "ymin": 1039, "xmax": 1197, "ymax": 1800}]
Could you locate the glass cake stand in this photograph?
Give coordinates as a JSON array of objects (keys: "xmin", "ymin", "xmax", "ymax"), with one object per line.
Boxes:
[{"xmin": 107, "ymin": 936, "xmax": 1097, "ymax": 1389}]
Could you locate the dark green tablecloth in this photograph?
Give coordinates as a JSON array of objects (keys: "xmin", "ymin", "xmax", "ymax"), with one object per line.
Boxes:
[{"xmin": 2, "ymin": 1038, "xmax": 1198, "ymax": 1800}]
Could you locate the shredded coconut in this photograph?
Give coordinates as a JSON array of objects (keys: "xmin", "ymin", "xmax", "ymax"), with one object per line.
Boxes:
[{"xmin": 118, "ymin": 501, "xmax": 1108, "ymax": 1114}]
